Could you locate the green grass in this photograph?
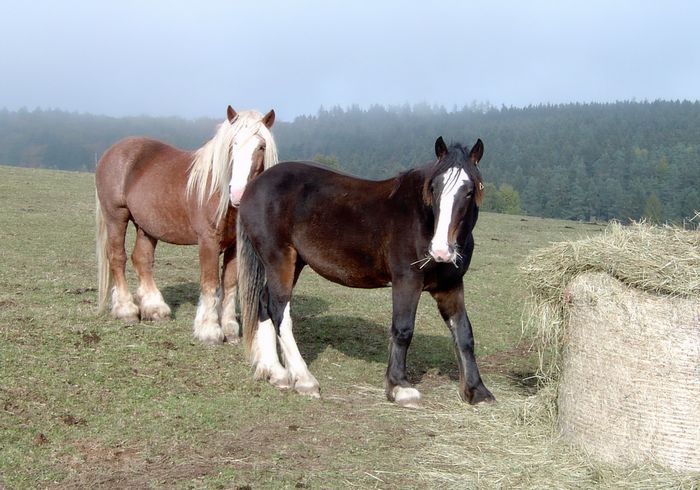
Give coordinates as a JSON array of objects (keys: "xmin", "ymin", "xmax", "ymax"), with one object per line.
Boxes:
[{"xmin": 1, "ymin": 165, "xmax": 697, "ymax": 489}]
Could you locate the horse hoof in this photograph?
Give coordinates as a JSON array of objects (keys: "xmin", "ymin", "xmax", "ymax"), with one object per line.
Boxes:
[
  {"xmin": 253, "ymin": 363, "xmax": 290, "ymax": 388},
  {"xmin": 464, "ymin": 384, "xmax": 496, "ymax": 405},
  {"xmin": 112, "ymin": 304, "xmax": 140, "ymax": 325},
  {"xmin": 199, "ymin": 334, "xmax": 225, "ymax": 345},
  {"xmin": 392, "ymin": 386, "xmax": 422, "ymax": 409},
  {"xmin": 294, "ymin": 380, "xmax": 321, "ymax": 398},
  {"xmin": 121, "ymin": 314, "xmax": 140, "ymax": 326},
  {"xmin": 194, "ymin": 323, "xmax": 225, "ymax": 345},
  {"xmin": 139, "ymin": 300, "xmax": 171, "ymax": 322},
  {"xmin": 222, "ymin": 320, "xmax": 241, "ymax": 344},
  {"xmin": 141, "ymin": 310, "xmax": 171, "ymax": 322},
  {"xmin": 269, "ymin": 369, "xmax": 293, "ymax": 390}
]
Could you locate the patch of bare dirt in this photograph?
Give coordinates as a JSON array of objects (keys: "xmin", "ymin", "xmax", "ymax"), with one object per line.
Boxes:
[
  {"xmin": 478, "ymin": 342, "xmax": 534, "ymax": 375},
  {"xmin": 50, "ymin": 392, "xmax": 417, "ymax": 489},
  {"xmin": 479, "ymin": 342, "xmax": 540, "ymax": 394},
  {"xmin": 0, "ymin": 298, "xmax": 19, "ymax": 309}
]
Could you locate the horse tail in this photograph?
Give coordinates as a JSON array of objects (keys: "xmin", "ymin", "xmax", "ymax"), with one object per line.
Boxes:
[
  {"xmin": 95, "ymin": 190, "xmax": 111, "ymax": 313},
  {"xmin": 237, "ymin": 214, "xmax": 265, "ymax": 356}
]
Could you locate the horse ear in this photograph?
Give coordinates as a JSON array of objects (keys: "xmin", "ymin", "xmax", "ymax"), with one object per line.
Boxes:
[
  {"xmin": 262, "ymin": 109, "xmax": 275, "ymax": 129},
  {"xmin": 227, "ymin": 105, "xmax": 237, "ymax": 124},
  {"xmin": 435, "ymin": 136, "xmax": 448, "ymax": 159},
  {"xmin": 469, "ymin": 138, "xmax": 484, "ymax": 165}
]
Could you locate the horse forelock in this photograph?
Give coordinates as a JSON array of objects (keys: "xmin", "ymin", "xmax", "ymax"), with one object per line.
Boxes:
[
  {"xmin": 425, "ymin": 143, "xmax": 484, "ymax": 207},
  {"xmin": 186, "ymin": 110, "xmax": 278, "ymax": 224}
]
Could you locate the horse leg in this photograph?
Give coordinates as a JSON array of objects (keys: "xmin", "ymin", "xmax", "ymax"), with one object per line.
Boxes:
[
  {"xmin": 259, "ymin": 249, "xmax": 319, "ymax": 397},
  {"xmin": 220, "ymin": 246, "xmax": 240, "ymax": 343},
  {"xmin": 132, "ymin": 227, "xmax": 171, "ymax": 322},
  {"xmin": 385, "ymin": 278, "xmax": 422, "ymax": 408},
  {"xmin": 431, "ymin": 285, "xmax": 495, "ymax": 404},
  {"xmin": 192, "ymin": 238, "xmax": 224, "ymax": 345},
  {"xmin": 105, "ymin": 211, "xmax": 139, "ymax": 323},
  {"xmin": 251, "ymin": 287, "xmax": 293, "ymax": 389}
]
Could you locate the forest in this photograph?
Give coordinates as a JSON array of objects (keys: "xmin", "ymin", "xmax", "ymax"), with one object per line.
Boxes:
[{"xmin": 1, "ymin": 100, "xmax": 698, "ymax": 222}]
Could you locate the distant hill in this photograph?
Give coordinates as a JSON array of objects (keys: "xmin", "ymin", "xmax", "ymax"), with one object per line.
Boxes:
[{"xmin": 1, "ymin": 100, "xmax": 699, "ymax": 222}]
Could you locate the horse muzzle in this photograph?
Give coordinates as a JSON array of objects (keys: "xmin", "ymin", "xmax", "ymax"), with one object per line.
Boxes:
[
  {"xmin": 229, "ymin": 185, "xmax": 245, "ymax": 208},
  {"xmin": 429, "ymin": 244, "xmax": 456, "ymax": 263}
]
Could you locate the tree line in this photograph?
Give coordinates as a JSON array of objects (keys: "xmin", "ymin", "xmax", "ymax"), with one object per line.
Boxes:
[{"xmin": 1, "ymin": 100, "xmax": 698, "ymax": 222}]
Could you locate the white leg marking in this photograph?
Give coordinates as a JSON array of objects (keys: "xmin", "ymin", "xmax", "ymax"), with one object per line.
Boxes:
[
  {"xmin": 111, "ymin": 286, "xmax": 139, "ymax": 323},
  {"xmin": 193, "ymin": 291, "xmax": 224, "ymax": 345},
  {"xmin": 392, "ymin": 386, "xmax": 422, "ymax": 409},
  {"xmin": 252, "ymin": 319, "xmax": 290, "ymax": 388},
  {"xmin": 277, "ymin": 303, "xmax": 320, "ymax": 397},
  {"xmin": 220, "ymin": 288, "xmax": 240, "ymax": 343},
  {"xmin": 136, "ymin": 285, "xmax": 171, "ymax": 321}
]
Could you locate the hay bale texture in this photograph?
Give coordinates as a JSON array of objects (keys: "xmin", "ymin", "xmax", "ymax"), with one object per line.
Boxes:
[{"xmin": 522, "ymin": 222, "xmax": 700, "ymax": 472}]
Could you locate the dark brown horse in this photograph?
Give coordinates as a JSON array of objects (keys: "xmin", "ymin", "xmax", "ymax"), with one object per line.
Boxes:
[
  {"xmin": 95, "ymin": 105, "xmax": 276, "ymax": 344},
  {"xmin": 237, "ymin": 137, "xmax": 494, "ymax": 407}
]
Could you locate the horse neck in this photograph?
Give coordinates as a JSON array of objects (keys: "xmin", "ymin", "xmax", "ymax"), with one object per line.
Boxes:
[
  {"xmin": 389, "ymin": 169, "xmax": 427, "ymax": 207},
  {"xmin": 457, "ymin": 205, "xmax": 479, "ymax": 244},
  {"xmin": 388, "ymin": 169, "xmax": 434, "ymax": 244}
]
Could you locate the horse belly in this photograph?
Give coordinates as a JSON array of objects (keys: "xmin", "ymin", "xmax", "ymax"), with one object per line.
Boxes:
[
  {"xmin": 311, "ymin": 266, "xmax": 390, "ymax": 289},
  {"xmin": 304, "ymin": 249, "xmax": 390, "ymax": 289},
  {"xmin": 129, "ymin": 205, "xmax": 198, "ymax": 245},
  {"xmin": 126, "ymin": 182, "xmax": 198, "ymax": 245}
]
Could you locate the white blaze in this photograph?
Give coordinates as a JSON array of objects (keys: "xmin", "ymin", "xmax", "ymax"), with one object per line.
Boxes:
[
  {"xmin": 430, "ymin": 168, "xmax": 470, "ymax": 260},
  {"xmin": 228, "ymin": 135, "xmax": 261, "ymax": 205}
]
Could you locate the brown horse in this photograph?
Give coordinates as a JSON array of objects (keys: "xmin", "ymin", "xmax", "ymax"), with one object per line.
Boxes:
[
  {"xmin": 95, "ymin": 105, "xmax": 277, "ymax": 344},
  {"xmin": 237, "ymin": 137, "xmax": 494, "ymax": 407}
]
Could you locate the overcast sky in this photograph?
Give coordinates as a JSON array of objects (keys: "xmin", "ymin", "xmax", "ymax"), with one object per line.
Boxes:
[{"xmin": 1, "ymin": 1, "xmax": 699, "ymax": 121}]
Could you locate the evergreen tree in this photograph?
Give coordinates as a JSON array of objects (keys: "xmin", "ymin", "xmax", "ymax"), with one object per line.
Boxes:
[{"xmin": 643, "ymin": 194, "xmax": 664, "ymax": 223}]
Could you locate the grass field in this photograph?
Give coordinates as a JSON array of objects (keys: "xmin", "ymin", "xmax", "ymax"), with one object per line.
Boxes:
[{"xmin": 1, "ymin": 165, "xmax": 697, "ymax": 489}]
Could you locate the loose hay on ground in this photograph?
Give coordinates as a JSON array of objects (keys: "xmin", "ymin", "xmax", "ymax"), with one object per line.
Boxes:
[{"xmin": 396, "ymin": 382, "xmax": 700, "ymax": 489}]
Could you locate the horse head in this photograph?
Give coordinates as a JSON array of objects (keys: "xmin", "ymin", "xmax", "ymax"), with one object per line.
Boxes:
[
  {"xmin": 227, "ymin": 105, "xmax": 276, "ymax": 207},
  {"xmin": 187, "ymin": 105, "xmax": 278, "ymax": 223},
  {"xmin": 425, "ymin": 137, "xmax": 484, "ymax": 264}
]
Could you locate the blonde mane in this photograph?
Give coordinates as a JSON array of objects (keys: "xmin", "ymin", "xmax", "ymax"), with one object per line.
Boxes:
[{"xmin": 186, "ymin": 110, "xmax": 278, "ymax": 224}]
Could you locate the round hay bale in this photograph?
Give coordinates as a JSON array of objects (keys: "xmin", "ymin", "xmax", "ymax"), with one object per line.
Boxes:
[
  {"xmin": 558, "ymin": 272, "xmax": 700, "ymax": 471},
  {"xmin": 522, "ymin": 222, "xmax": 700, "ymax": 472}
]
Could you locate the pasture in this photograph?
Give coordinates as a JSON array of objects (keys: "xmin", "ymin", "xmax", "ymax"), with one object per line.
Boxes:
[{"xmin": 1, "ymin": 165, "xmax": 697, "ymax": 488}]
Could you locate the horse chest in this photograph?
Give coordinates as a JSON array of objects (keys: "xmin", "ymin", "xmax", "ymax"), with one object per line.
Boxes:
[{"xmin": 421, "ymin": 263, "xmax": 469, "ymax": 291}]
